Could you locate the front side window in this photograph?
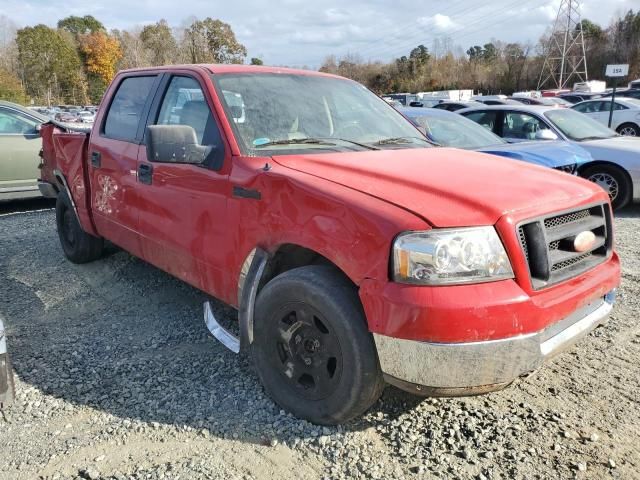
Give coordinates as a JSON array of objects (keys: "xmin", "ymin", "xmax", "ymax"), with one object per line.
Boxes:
[
  {"xmin": 103, "ymin": 75, "xmax": 156, "ymax": 142},
  {"xmin": 502, "ymin": 112, "xmax": 550, "ymax": 140},
  {"xmin": 463, "ymin": 111, "xmax": 498, "ymax": 133},
  {"xmin": 213, "ymin": 73, "xmax": 429, "ymax": 154},
  {"xmin": 155, "ymin": 76, "xmax": 221, "ymax": 147},
  {"xmin": 0, "ymin": 108, "xmax": 40, "ymax": 134}
]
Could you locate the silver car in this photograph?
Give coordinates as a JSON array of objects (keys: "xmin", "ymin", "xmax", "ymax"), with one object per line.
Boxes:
[
  {"xmin": 458, "ymin": 104, "xmax": 640, "ymax": 209},
  {"xmin": 0, "ymin": 316, "xmax": 14, "ymax": 408}
]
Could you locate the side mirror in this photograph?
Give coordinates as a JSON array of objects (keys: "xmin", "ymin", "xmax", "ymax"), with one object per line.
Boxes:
[
  {"xmin": 146, "ymin": 125, "xmax": 212, "ymax": 164},
  {"xmin": 535, "ymin": 129, "xmax": 558, "ymax": 141}
]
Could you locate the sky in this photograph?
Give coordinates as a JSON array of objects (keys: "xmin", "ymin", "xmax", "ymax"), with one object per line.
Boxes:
[{"xmin": 2, "ymin": 0, "xmax": 635, "ymax": 67}]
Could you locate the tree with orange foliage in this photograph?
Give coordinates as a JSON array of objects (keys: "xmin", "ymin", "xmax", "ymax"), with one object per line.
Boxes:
[{"xmin": 80, "ymin": 32, "xmax": 122, "ymax": 85}]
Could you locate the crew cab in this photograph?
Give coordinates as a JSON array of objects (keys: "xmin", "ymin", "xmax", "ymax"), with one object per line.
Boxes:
[{"xmin": 39, "ymin": 65, "xmax": 620, "ymax": 425}]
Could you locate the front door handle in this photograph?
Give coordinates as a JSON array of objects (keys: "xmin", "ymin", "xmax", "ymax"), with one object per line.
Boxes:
[
  {"xmin": 91, "ymin": 151, "xmax": 101, "ymax": 168},
  {"xmin": 138, "ymin": 163, "xmax": 153, "ymax": 185}
]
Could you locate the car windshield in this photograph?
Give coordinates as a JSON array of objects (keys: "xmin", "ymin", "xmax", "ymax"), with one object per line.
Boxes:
[
  {"xmin": 404, "ymin": 111, "xmax": 506, "ymax": 148},
  {"xmin": 213, "ymin": 73, "xmax": 430, "ymax": 154},
  {"xmin": 544, "ymin": 108, "xmax": 618, "ymax": 141}
]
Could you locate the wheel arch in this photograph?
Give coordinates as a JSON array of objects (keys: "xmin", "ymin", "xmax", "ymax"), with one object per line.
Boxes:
[
  {"xmin": 237, "ymin": 243, "xmax": 359, "ymax": 350},
  {"xmin": 578, "ymin": 160, "xmax": 633, "ymax": 191}
]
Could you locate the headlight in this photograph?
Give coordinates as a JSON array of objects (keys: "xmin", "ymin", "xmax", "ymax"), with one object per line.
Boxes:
[{"xmin": 392, "ymin": 227, "xmax": 514, "ymax": 285}]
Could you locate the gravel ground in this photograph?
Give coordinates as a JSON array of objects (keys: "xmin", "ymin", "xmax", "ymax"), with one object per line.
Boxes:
[{"xmin": 0, "ymin": 201, "xmax": 638, "ymax": 480}]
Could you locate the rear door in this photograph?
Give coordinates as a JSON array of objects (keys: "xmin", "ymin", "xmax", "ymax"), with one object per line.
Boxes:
[
  {"xmin": 0, "ymin": 106, "xmax": 42, "ymax": 194},
  {"xmin": 135, "ymin": 72, "xmax": 231, "ymax": 295},
  {"xmin": 88, "ymin": 74, "xmax": 161, "ymax": 256}
]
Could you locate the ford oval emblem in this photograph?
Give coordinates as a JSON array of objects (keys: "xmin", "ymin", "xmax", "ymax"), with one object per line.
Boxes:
[{"xmin": 574, "ymin": 231, "xmax": 596, "ymax": 253}]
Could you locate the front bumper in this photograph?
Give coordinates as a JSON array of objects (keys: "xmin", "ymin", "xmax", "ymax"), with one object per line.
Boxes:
[{"xmin": 374, "ymin": 290, "xmax": 615, "ymax": 395}]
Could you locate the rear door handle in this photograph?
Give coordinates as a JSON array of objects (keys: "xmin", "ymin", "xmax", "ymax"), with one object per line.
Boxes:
[
  {"xmin": 91, "ymin": 151, "xmax": 101, "ymax": 168},
  {"xmin": 138, "ymin": 163, "xmax": 153, "ymax": 185}
]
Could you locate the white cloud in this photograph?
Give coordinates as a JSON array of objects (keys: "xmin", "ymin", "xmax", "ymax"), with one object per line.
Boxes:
[{"xmin": 417, "ymin": 13, "xmax": 458, "ymax": 31}]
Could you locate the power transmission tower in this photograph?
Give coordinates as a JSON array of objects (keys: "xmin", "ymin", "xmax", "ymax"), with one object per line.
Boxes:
[{"xmin": 537, "ymin": 0, "xmax": 588, "ymax": 90}]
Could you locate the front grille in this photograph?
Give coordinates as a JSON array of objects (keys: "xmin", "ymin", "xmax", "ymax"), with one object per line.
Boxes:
[
  {"xmin": 553, "ymin": 163, "xmax": 577, "ymax": 175},
  {"xmin": 517, "ymin": 203, "xmax": 612, "ymax": 289}
]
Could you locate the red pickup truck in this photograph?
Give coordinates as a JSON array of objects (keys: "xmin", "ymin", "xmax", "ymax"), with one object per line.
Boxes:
[{"xmin": 39, "ymin": 65, "xmax": 620, "ymax": 425}]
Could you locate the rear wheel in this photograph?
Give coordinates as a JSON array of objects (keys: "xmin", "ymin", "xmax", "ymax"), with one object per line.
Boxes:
[
  {"xmin": 56, "ymin": 191, "xmax": 104, "ymax": 263},
  {"xmin": 251, "ymin": 266, "xmax": 384, "ymax": 424},
  {"xmin": 580, "ymin": 164, "xmax": 632, "ymax": 210},
  {"xmin": 616, "ymin": 123, "xmax": 640, "ymax": 136}
]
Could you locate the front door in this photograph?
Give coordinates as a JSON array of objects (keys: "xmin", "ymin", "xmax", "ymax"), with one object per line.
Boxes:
[
  {"xmin": 0, "ymin": 107, "xmax": 42, "ymax": 195},
  {"xmin": 135, "ymin": 74, "xmax": 231, "ymax": 296},
  {"xmin": 88, "ymin": 74, "xmax": 159, "ymax": 257}
]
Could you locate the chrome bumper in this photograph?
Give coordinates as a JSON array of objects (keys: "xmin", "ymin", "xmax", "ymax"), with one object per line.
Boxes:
[{"xmin": 374, "ymin": 290, "xmax": 615, "ymax": 396}]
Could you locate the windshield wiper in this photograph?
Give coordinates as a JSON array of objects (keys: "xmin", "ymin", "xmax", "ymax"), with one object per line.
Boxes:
[
  {"xmin": 315, "ymin": 137, "xmax": 381, "ymax": 151},
  {"xmin": 577, "ymin": 136, "xmax": 611, "ymax": 141},
  {"xmin": 253, "ymin": 138, "xmax": 337, "ymax": 148},
  {"xmin": 375, "ymin": 136, "xmax": 432, "ymax": 146}
]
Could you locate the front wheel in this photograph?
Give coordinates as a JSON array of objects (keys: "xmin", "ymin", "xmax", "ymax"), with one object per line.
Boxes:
[
  {"xmin": 251, "ymin": 266, "xmax": 384, "ymax": 425},
  {"xmin": 580, "ymin": 164, "xmax": 632, "ymax": 210},
  {"xmin": 616, "ymin": 123, "xmax": 640, "ymax": 136},
  {"xmin": 56, "ymin": 191, "xmax": 104, "ymax": 263}
]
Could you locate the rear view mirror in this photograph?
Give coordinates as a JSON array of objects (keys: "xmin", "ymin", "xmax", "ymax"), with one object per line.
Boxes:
[
  {"xmin": 535, "ymin": 129, "xmax": 558, "ymax": 141},
  {"xmin": 146, "ymin": 125, "xmax": 212, "ymax": 164}
]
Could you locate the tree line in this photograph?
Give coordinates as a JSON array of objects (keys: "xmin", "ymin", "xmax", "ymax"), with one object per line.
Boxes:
[
  {"xmin": 0, "ymin": 10, "xmax": 638, "ymax": 105},
  {"xmin": 319, "ymin": 10, "xmax": 640, "ymax": 95},
  {"xmin": 0, "ymin": 14, "xmax": 259, "ymax": 105}
]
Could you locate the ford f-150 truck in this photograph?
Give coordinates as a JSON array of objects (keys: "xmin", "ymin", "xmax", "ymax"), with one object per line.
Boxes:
[{"xmin": 39, "ymin": 65, "xmax": 620, "ymax": 425}]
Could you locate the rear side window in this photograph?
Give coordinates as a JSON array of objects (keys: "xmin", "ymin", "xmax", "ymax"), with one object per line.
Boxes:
[
  {"xmin": 464, "ymin": 111, "xmax": 498, "ymax": 132},
  {"xmin": 104, "ymin": 76, "xmax": 156, "ymax": 142}
]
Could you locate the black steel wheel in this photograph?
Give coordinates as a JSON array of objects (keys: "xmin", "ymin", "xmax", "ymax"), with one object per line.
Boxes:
[
  {"xmin": 56, "ymin": 191, "xmax": 104, "ymax": 264},
  {"xmin": 251, "ymin": 266, "xmax": 384, "ymax": 424}
]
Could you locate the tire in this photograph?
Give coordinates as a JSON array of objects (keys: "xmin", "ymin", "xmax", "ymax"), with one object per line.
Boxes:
[
  {"xmin": 56, "ymin": 191, "xmax": 104, "ymax": 264},
  {"xmin": 616, "ymin": 123, "xmax": 640, "ymax": 136},
  {"xmin": 251, "ymin": 266, "xmax": 385, "ymax": 425},
  {"xmin": 580, "ymin": 164, "xmax": 632, "ymax": 210}
]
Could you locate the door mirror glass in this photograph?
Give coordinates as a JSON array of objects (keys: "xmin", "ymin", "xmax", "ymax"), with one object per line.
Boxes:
[
  {"xmin": 535, "ymin": 129, "xmax": 558, "ymax": 141},
  {"xmin": 146, "ymin": 125, "xmax": 215, "ymax": 164}
]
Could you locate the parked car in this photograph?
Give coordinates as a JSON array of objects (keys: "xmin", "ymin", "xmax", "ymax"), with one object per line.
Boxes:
[
  {"xmin": 458, "ymin": 104, "xmax": 640, "ymax": 209},
  {"xmin": 0, "ymin": 316, "xmax": 14, "ymax": 409},
  {"xmin": 559, "ymin": 92, "xmax": 602, "ymax": 104},
  {"xmin": 602, "ymin": 89, "xmax": 640, "ymax": 100},
  {"xmin": 571, "ymin": 98, "xmax": 640, "ymax": 136},
  {"xmin": 0, "ymin": 100, "xmax": 49, "ymax": 201},
  {"xmin": 77, "ymin": 110, "xmax": 96, "ymax": 123},
  {"xmin": 476, "ymin": 98, "xmax": 522, "ymax": 106},
  {"xmin": 432, "ymin": 100, "xmax": 485, "ymax": 112},
  {"xmin": 399, "ymin": 106, "xmax": 587, "ymax": 173},
  {"xmin": 510, "ymin": 96, "xmax": 571, "ymax": 107},
  {"xmin": 39, "ymin": 65, "xmax": 619, "ymax": 425}
]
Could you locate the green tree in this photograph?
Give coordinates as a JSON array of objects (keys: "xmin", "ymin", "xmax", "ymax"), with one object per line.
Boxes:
[
  {"xmin": 250, "ymin": 57, "xmax": 263, "ymax": 65},
  {"xmin": 0, "ymin": 67, "xmax": 26, "ymax": 103},
  {"xmin": 182, "ymin": 18, "xmax": 246, "ymax": 64},
  {"xmin": 140, "ymin": 20, "xmax": 177, "ymax": 65},
  {"xmin": 57, "ymin": 15, "xmax": 104, "ymax": 36},
  {"xmin": 16, "ymin": 24, "xmax": 86, "ymax": 105}
]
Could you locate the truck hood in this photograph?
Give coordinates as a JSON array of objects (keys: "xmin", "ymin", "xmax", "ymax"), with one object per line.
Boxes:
[
  {"xmin": 475, "ymin": 140, "xmax": 590, "ymax": 168},
  {"xmin": 272, "ymin": 148, "xmax": 600, "ymax": 227}
]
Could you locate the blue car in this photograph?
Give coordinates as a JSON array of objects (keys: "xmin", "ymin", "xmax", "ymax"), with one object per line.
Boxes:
[{"xmin": 399, "ymin": 107, "xmax": 590, "ymax": 173}]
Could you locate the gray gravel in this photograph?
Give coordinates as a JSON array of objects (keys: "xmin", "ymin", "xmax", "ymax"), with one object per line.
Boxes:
[{"xmin": 0, "ymin": 202, "xmax": 639, "ymax": 480}]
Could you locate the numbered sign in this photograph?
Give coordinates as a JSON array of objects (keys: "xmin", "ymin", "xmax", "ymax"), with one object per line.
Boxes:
[{"xmin": 605, "ymin": 64, "xmax": 629, "ymax": 78}]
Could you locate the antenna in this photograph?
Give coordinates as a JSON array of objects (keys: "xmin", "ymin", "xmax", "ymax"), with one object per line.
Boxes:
[{"xmin": 537, "ymin": 0, "xmax": 588, "ymax": 90}]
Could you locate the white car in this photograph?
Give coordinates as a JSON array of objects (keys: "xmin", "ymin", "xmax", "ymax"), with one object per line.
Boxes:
[
  {"xmin": 572, "ymin": 97, "xmax": 640, "ymax": 136},
  {"xmin": 77, "ymin": 111, "xmax": 96, "ymax": 123},
  {"xmin": 457, "ymin": 104, "xmax": 640, "ymax": 209}
]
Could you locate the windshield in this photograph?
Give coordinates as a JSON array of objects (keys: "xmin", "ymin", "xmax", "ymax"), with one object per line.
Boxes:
[
  {"xmin": 403, "ymin": 110, "xmax": 506, "ymax": 148},
  {"xmin": 544, "ymin": 108, "xmax": 618, "ymax": 141},
  {"xmin": 213, "ymin": 73, "xmax": 430, "ymax": 154}
]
